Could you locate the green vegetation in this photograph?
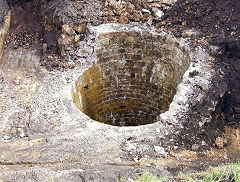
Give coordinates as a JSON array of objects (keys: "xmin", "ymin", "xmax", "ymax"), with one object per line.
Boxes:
[
  {"xmin": 135, "ymin": 162, "xmax": 240, "ymax": 182},
  {"xmin": 135, "ymin": 171, "xmax": 169, "ymax": 182}
]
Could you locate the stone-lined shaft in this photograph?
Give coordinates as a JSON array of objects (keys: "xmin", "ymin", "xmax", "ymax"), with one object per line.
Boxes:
[{"xmin": 74, "ymin": 31, "xmax": 190, "ymax": 126}]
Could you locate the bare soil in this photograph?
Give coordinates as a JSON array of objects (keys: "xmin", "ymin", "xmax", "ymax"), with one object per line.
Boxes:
[
  {"xmin": 159, "ymin": 0, "xmax": 240, "ymax": 148},
  {"xmin": 6, "ymin": 0, "xmax": 44, "ymax": 49}
]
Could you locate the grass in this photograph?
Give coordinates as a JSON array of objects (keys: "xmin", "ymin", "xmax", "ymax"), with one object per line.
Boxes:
[
  {"xmin": 135, "ymin": 171, "xmax": 169, "ymax": 182},
  {"xmin": 135, "ymin": 162, "xmax": 240, "ymax": 182}
]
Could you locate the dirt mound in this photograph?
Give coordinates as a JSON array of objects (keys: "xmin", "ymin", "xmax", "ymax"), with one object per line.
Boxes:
[
  {"xmin": 159, "ymin": 0, "xmax": 240, "ymax": 146},
  {"xmin": 5, "ymin": 0, "xmax": 43, "ymax": 49},
  {"xmin": 43, "ymin": 0, "xmax": 105, "ymax": 27}
]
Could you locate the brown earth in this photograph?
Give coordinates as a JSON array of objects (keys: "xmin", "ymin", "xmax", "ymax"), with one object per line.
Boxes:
[{"xmin": 5, "ymin": 0, "xmax": 43, "ymax": 49}]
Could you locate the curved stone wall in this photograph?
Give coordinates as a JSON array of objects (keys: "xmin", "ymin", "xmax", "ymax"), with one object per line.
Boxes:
[{"xmin": 73, "ymin": 31, "xmax": 190, "ymax": 126}]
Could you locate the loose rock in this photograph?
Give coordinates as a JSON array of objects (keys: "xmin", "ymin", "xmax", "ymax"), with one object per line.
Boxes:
[
  {"xmin": 154, "ymin": 146, "xmax": 166, "ymax": 156},
  {"xmin": 191, "ymin": 144, "xmax": 200, "ymax": 151}
]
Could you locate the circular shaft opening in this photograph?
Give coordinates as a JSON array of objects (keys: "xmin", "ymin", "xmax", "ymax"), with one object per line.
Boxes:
[{"xmin": 73, "ymin": 31, "xmax": 190, "ymax": 126}]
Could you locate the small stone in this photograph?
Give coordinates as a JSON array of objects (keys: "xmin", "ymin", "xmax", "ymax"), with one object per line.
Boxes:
[
  {"xmin": 77, "ymin": 46, "xmax": 93, "ymax": 58},
  {"xmin": 142, "ymin": 9, "xmax": 150, "ymax": 13},
  {"xmin": 173, "ymin": 146, "xmax": 178, "ymax": 150},
  {"xmin": 62, "ymin": 24, "xmax": 75, "ymax": 37},
  {"xmin": 3, "ymin": 135, "xmax": 10, "ymax": 141},
  {"xmin": 58, "ymin": 35, "xmax": 74, "ymax": 51},
  {"xmin": 133, "ymin": 13, "xmax": 141, "ymax": 22},
  {"xmin": 133, "ymin": 156, "xmax": 138, "ymax": 163},
  {"xmin": 128, "ymin": 178, "xmax": 134, "ymax": 182},
  {"xmin": 201, "ymin": 141, "xmax": 206, "ymax": 146},
  {"xmin": 74, "ymin": 35, "xmax": 81, "ymax": 42},
  {"xmin": 162, "ymin": 0, "xmax": 176, "ymax": 5},
  {"xmin": 184, "ymin": 29, "xmax": 202, "ymax": 38},
  {"xmin": 154, "ymin": 146, "xmax": 166, "ymax": 155},
  {"xmin": 155, "ymin": 10, "xmax": 164, "ymax": 18},
  {"xmin": 19, "ymin": 132, "xmax": 26, "ymax": 138},
  {"xmin": 17, "ymin": 127, "xmax": 27, "ymax": 138},
  {"xmin": 28, "ymin": 141, "xmax": 34, "ymax": 147},
  {"xmin": 185, "ymin": 30, "xmax": 196, "ymax": 37},
  {"xmin": 158, "ymin": 135, "xmax": 164, "ymax": 139},
  {"xmin": 115, "ymin": 7, "xmax": 122, "ymax": 16},
  {"xmin": 124, "ymin": 141, "xmax": 136, "ymax": 151},
  {"xmin": 104, "ymin": 0, "xmax": 109, "ymax": 7},
  {"xmin": 231, "ymin": 31, "xmax": 236, "ymax": 36},
  {"xmin": 108, "ymin": 15, "xmax": 118, "ymax": 23},
  {"xmin": 156, "ymin": 128, "xmax": 160, "ymax": 133},
  {"xmin": 42, "ymin": 43, "xmax": 47, "ymax": 53},
  {"xmin": 108, "ymin": 0, "xmax": 116, "ymax": 8},
  {"xmin": 156, "ymin": 28, "xmax": 162, "ymax": 33},
  {"xmin": 107, "ymin": 9, "xmax": 115, "ymax": 16},
  {"xmin": 146, "ymin": 163, "xmax": 151, "ymax": 167},
  {"xmin": 76, "ymin": 4, "xmax": 83, "ymax": 10},
  {"xmin": 161, "ymin": 21, "xmax": 166, "ymax": 25},
  {"xmin": 119, "ymin": 15, "xmax": 129, "ymax": 24},
  {"xmin": 215, "ymin": 137, "xmax": 224, "ymax": 149},
  {"xmin": 73, "ymin": 23, "xmax": 86, "ymax": 34},
  {"xmin": 191, "ymin": 144, "xmax": 200, "ymax": 151},
  {"xmin": 126, "ymin": 3, "xmax": 134, "ymax": 14},
  {"xmin": 182, "ymin": 21, "xmax": 187, "ymax": 26},
  {"xmin": 147, "ymin": 18, "xmax": 153, "ymax": 26},
  {"xmin": 13, "ymin": 79, "xmax": 21, "ymax": 85},
  {"xmin": 181, "ymin": 32, "xmax": 187, "ymax": 38}
]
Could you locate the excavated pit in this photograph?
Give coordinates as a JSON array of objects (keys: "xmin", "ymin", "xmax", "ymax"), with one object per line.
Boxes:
[
  {"xmin": 1, "ymin": 0, "xmax": 238, "ymax": 180},
  {"xmin": 73, "ymin": 31, "xmax": 190, "ymax": 126}
]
